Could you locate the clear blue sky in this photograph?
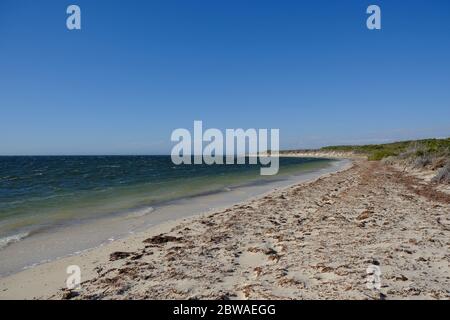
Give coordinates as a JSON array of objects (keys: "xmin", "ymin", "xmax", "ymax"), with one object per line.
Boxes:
[{"xmin": 1, "ymin": 0, "xmax": 449, "ymax": 155}]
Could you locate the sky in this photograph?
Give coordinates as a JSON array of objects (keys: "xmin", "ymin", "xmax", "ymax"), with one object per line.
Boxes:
[{"xmin": 0, "ymin": 0, "xmax": 449, "ymax": 155}]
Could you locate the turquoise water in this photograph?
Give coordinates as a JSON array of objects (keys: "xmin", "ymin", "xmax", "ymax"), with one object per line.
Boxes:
[{"xmin": 0, "ymin": 156, "xmax": 334, "ymax": 248}]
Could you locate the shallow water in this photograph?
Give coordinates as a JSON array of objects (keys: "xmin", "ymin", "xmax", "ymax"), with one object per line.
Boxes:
[{"xmin": 0, "ymin": 156, "xmax": 332, "ymax": 243}]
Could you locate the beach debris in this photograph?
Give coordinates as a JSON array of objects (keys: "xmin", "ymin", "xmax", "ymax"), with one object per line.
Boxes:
[
  {"xmin": 278, "ymin": 277, "xmax": 306, "ymax": 288},
  {"xmin": 357, "ymin": 221, "xmax": 367, "ymax": 228},
  {"xmin": 370, "ymin": 259, "xmax": 380, "ymax": 266},
  {"xmin": 267, "ymin": 254, "xmax": 281, "ymax": 263},
  {"xmin": 356, "ymin": 209, "xmax": 372, "ymax": 220},
  {"xmin": 416, "ymin": 257, "xmax": 428, "ymax": 262},
  {"xmin": 254, "ymin": 266, "xmax": 263, "ymax": 278},
  {"xmin": 217, "ymin": 293, "xmax": 233, "ymax": 300},
  {"xmin": 241, "ymin": 285, "xmax": 254, "ymax": 298},
  {"xmin": 264, "ymin": 248, "xmax": 278, "ymax": 256},
  {"xmin": 130, "ymin": 253, "xmax": 144, "ymax": 260},
  {"xmin": 395, "ymin": 274, "xmax": 409, "ymax": 281},
  {"xmin": 110, "ymin": 251, "xmax": 133, "ymax": 261},
  {"xmin": 320, "ymin": 266, "xmax": 334, "ymax": 273},
  {"xmin": 143, "ymin": 234, "xmax": 182, "ymax": 244},
  {"xmin": 200, "ymin": 220, "xmax": 215, "ymax": 227},
  {"xmin": 62, "ymin": 290, "xmax": 79, "ymax": 300}
]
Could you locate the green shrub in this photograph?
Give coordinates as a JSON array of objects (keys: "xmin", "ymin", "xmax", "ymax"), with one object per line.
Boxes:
[{"xmin": 320, "ymin": 137, "xmax": 450, "ymax": 162}]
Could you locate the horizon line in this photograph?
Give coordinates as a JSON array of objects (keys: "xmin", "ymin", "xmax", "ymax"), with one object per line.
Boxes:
[{"xmin": 1, "ymin": 136, "xmax": 448, "ymax": 157}]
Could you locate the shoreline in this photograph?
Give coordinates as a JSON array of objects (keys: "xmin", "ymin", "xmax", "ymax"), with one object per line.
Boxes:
[
  {"xmin": 280, "ymin": 151, "xmax": 367, "ymax": 159},
  {"xmin": 0, "ymin": 158, "xmax": 344, "ymax": 277},
  {"xmin": 1, "ymin": 158, "xmax": 448, "ymax": 300},
  {"xmin": 0, "ymin": 159, "xmax": 352, "ymax": 298}
]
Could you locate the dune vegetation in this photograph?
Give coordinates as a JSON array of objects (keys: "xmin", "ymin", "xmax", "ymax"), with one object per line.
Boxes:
[{"xmin": 320, "ymin": 138, "xmax": 450, "ymax": 183}]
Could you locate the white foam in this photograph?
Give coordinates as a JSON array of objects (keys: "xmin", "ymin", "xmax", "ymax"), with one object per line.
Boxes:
[
  {"xmin": 127, "ymin": 206, "xmax": 155, "ymax": 218},
  {"xmin": 0, "ymin": 232, "xmax": 30, "ymax": 250}
]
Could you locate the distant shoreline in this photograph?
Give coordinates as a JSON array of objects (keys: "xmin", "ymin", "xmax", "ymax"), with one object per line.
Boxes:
[{"xmin": 279, "ymin": 151, "xmax": 366, "ymax": 159}]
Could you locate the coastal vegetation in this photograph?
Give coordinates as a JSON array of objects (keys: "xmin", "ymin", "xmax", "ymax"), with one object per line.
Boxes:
[
  {"xmin": 320, "ymin": 137, "xmax": 450, "ymax": 160},
  {"xmin": 284, "ymin": 138, "xmax": 450, "ymax": 184},
  {"xmin": 321, "ymin": 138, "xmax": 450, "ymax": 183}
]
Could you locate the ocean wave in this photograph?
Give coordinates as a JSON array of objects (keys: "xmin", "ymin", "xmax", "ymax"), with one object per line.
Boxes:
[
  {"xmin": 0, "ymin": 232, "xmax": 30, "ymax": 250},
  {"xmin": 97, "ymin": 165, "xmax": 121, "ymax": 168},
  {"xmin": 0, "ymin": 176, "xmax": 18, "ymax": 182},
  {"xmin": 127, "ymin": 207, "xmax": 155, "ymax": 218}
]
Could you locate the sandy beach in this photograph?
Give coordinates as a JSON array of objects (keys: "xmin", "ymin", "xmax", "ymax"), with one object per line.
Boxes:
[
  {"xmin": 1, "ymin": 159, "xmax": 449, "ymax": 300},
  {"xmin": 2, "ymin": 0, "xmax": 449, "ymax": 306}
]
